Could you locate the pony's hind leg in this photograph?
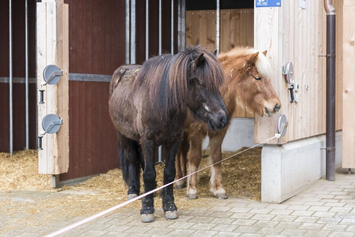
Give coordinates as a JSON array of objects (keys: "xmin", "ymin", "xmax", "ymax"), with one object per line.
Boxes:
[
  {"xmin": 118, "ymin": 134, "xmax": 141, "ymax": 200},
  {"xmin": 140, "ymin": 139, "xmax": 157, "ymax": 223},
  {"xmin": 187, "ymin": 135, "xmax": 203, "ymax": 199},
  {"xmin": 162, "ymin": 139, "xmax": 182, "ymax": 220},
  {"xmin": 209, "ymin": 132, "xmax": 228, "ymax": 199},
  {"xmin": 175, "ymin": 134, "xmax": 189, "ymax": 189}
]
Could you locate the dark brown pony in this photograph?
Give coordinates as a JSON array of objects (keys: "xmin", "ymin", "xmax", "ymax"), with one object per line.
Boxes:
[
  {"xmin": 175, "ymin": 47, "xmax": 281, "ymax": 199},
  {"xmin": 109, "ymin": 46, "xmax": 229, "ymax": 223}
]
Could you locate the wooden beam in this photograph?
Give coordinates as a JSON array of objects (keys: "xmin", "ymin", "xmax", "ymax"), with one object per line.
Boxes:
[{"xmin": 37, "ymin": 1, "xmax": 69, "ymax": 174}]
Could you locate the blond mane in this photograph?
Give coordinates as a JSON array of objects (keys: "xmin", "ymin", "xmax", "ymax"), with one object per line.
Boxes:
[{"xmin": 219, "ymin": 47, "xmax": 272, "ymax": 78}]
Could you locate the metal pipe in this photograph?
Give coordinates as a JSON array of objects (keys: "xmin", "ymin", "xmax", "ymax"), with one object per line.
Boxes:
[
  {"xmin": 131, "ymin": 0, "xmax": 136, "ymax": 64},
  {"xmin": 216, "ymin": 0, "xmax": 220, "ymax": 55},
  {"xmin": 171, "ymin": 0, "xmax": 174, "ymax": 54},
  {"xmin": 9, "ymin": 0, "xmax": 13, "ymax": 155},
  {"xmin": 324, "ymin": 0, "xmax": 336, "ymax": 181},
  {"xmin": 177, "ymin": 0, "xmax": 181, "ymax": 51},
  {"xmin": 145, "ymin": 0, "xmax": 149, "ymax": 60},
  {"xmin": 159, "ymin": 0, "xmax": 162, "ymax": 55},
  {"xmin": 181, "ymin": 0, "xmax": 185, "ymax": 49},
  {"xmin": 25, "ymin": 0, "xmax": 29, "ymax": 149},
  {"xmin": 125, "ymin": 0, "xmax": 130, "ymax": 64}
]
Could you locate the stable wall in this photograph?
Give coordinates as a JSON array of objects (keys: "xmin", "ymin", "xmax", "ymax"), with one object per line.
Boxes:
[{"xmin": 254, "ymin": 0, "xmax": 343, "ymax": 145}]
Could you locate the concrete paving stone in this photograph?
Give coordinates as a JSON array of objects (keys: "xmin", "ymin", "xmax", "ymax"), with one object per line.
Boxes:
[
  {"xmin": 294, "ymin": 216, "xmax": 319, "ymax": 223},
  {"xmin": 214, "ymin": 231, "xmax": 241, "ymax": 237},
  {"xmin": 334, "ymin": 195, "xmax": 355, "ymax": 200},
  {"xmin": 190, "ymin": 210, "xmax": 214, "ymax": 217},
  {"xmin": 271, "ymin": 215, "xmax": 297, "ymax": 222},
  {"xmin": 235, "ymin": 226, "xmax": 261, "ymax": 234},
  {"xmin": 209, "ymin": 206, "xmax": 232, "ymax": 212},
  {"xmin": 329, "ymin": 232, "xmax": 355, "ymax": 237},
  {"xmin": 168, "ymin": 221, "xmax": 194, "ymax": 229},
  {"xmin": 190, "ymin": 230, "xmax": 218, "ymax": 236},
  {"xmin": 287, "ymin": 205, "xmax": 310, "ymax": 211},
  {"xmin": 239, "ymin": 234, "xmax": 263, "ymax": 237},
  {"xmin": 298, "ymin": 222, "xmax": 325, "ymax": 230},
  {"xmin": 252, "ymin": 220, "xmax": 279, "ymax": 228},
  {"xmin": 208, "ymin": 210, "xmax": 234, "ymax": 218},
  {"xmin": 324, "ymin": 202, "xmax": 346, "ymax": 207},
  {"xmin": 320, "ymin": 198, "xmax": 341, "ymax": 203},
  {"xmin": 188, "ymin": 222, "xmax": 217, "ymax": 231},
  {"xmin": 266, "ymin": 204, "xmax": 290, "ymax": 210},
  {"xmin": 211, "ymin": 217, "xmax": 236, "ymax": 225},
  {"xmin": 231, "ymin": 219, "xmax": 258, "ymax": 226},
  {"xmin": 96, "ymin": 231, "xmax": 126, "ymax": 237},
  {"xmin": 340, "ymin": 218, "xmax": 355, "ymax": 225},
  {"xmin": 280, "ymin": 228, "xmax": 307, "ymax": 236},
  {"xmin": 122, "ymin": 225, "xmax": 153, "ymax": 234},
  {"xmin": 303, "ymin": 201, "xmax": 325, "ymax": 206},
  {"xmin": 348, "ymin": 225, "xmax": 355, "ymax": 231},
  {"xmin": 303, "ymin": 230, "xmax": 332, "ymax": 237},
  {"xmin": 312, "ymin": 211, "xmax": 336, "ymax": 218},
  {"xmin": 249, "ymin": 208, "xmax": 272, "ymax": 214},
  {"xmin": 330, "ymin": 191, "xmax": 350, "ymax": 196},
  {"xmin": 330, "ymin": 206, "xmax": 354, "ymax": 213},
  {"xmin": 250, "ymin": 214, "xmax": 275, "ymax": 221},
  {"xmin": 297, "ymin": 193, "xmax": 317, "ymax": 198},
  {"xmin": 269, "ymin": 209, "xmax": 294, "ymax": 215},
  {"xmin": 325, "ymin": 188, "xmax": 344, "ymax": 192},
  {"xmin": 78, "ymin": 230, "xmax": 108, "ymax": 236},
  {"xmin": 274, "ymin": 221, "xmax": 301, "ymax": 229},
  {"xmin": 168, "ymin": 229, "xmax": 197, "ymax": 236},
  {"xmin": 187, "ymin": 216, "xmax": 214, "ymax": 223},
  {"xmin": 322, "ymin": 223, "xmax": 349, "ymax": 231},
  {"xmin": 173, "ymin": 214, "xmax": 194, "ymax": 222},
  {"xmin": 245, "ymin": 202, "xmax": 270, "ymax": 208},
  {"xmin": 230, "ymin": 213, "xmax": 255, "ymax": 219},
  {"xmin": 226, "ymin": 202, "xmax": 249, "ymax": 208},
  {"xmin": 308, "ymin": 206, "xmax": 331, "ymax": 212},
  {"xmin": 290, "ymin": 210, "xmax": 315, "ymax": 217},
  {"xmin": 257, "ymin": 227, "xmax": 284, "ymax": 235},
  {"xmin": 211, "ymin": 224, "xmax": 238, "ymax": 232},
  {"xmin": 230, "ymin": 207, "xmax": 253, "ymax": 213},
  {"xmin": 316, "ymin": 216, "xmax": 342, "ymax": 224},
  {"xmin": 147, "ymin": 227, "xmax": 175, "ymax": 235},
  {"xmin": 312, "ymin": 190, "xmax": 331, "ymax": 195},
  {"xmin": 315, "ymin": 194, "xmax": 335, "ymax": 199}
]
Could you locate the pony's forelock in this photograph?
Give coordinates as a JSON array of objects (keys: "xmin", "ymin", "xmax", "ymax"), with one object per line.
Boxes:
[{"xmin": 255, "ymin": 51, "xmax": 273, "ymax": 78}]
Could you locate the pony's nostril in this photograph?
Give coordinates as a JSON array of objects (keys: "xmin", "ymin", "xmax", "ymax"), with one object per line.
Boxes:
[{"xmin": 274, "ymin": 103, "xmax": 280, "ymax": 112}]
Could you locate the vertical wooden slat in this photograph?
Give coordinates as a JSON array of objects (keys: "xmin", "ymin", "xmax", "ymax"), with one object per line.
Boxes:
[{"xmin": 342, "ymin": 0, "xmax": 355, "ymax": 168}]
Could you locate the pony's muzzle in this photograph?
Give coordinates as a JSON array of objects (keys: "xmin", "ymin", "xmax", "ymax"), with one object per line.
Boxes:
[{"xmin": 208, "ymin": 109, "xmax": 229, "ymax": 131}]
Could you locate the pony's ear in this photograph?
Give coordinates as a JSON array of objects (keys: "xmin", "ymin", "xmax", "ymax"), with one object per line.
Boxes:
[
  {"xmin": 194, "ymin": 53, "xmax": 205, "ymax": 67},
  {"xmin": 213, "ymin": 49, "xmax": 217, "ymax": 56},
  {"xmin": 247, "ymin": 52, "xmax": 259, "ymax": 64},
  {"xmin": 262, "ymin": 50, "xmax": 267, "ymax": 56}
]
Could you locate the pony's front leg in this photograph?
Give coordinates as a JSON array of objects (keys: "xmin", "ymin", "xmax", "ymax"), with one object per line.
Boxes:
[
  {"xmin": 140, "ymin": 139, "xmax": 157, "ymax": 223},
  {"xmin": 175, "ymin": 134, "xmax": 189, "ymax": 189},
  {"xmin": 209, "ymin": 132, "xmax": 228, "ymax": 199},
  {"xmin": 162, "ymin": 139, "xmax": 182, "ymax": 220},
  {"xmin": 187, "ymin": 135, "xmax": 203, "ymax": 199}
]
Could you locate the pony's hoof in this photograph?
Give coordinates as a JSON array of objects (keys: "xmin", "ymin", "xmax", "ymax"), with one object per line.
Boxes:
[
  {"xmin": 216, "ymin": 193, "xmax": 228, "ymax": 199},
  {"xmin": 187, "ymin": 194, "xmax": 198, "ymax": 199},
  {"xmin": 141, "ymin": 214, "xmax": 155, "ymax": 223},
  {"xmin": 127, "ymin": 194, "xmax": 138, "ymax": 200},
  {"xmin": 175, "ymin": 183, "xmax": 186, "ymax": 189},
  {"xmin": 165, "ymin": 211, "xmax": 179, "ymax": 220}
]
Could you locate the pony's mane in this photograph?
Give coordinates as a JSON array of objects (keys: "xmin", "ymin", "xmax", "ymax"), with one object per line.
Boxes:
[
  {"xmin": 220, "ymin": 47, "xmax": 272, "ymax": 78},
  {"xmin": 137, "ymin": 45, "xmax": 224, "ymax": 117}
]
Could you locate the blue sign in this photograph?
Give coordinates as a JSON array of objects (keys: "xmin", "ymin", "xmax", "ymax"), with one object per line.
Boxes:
[{"xmin": 256, "ymin": 0, "xmax": 281, "ymax": 7}]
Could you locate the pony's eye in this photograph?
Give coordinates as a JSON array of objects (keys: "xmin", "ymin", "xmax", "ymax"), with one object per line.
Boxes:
[{"xmin": 255, "ymin": 76, "xmax": 261, "ymax": 81}]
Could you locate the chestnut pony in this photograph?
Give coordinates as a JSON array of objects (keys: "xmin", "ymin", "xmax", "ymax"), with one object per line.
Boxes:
[
  {"xmin": 175, "ymin": 47, "xmax": 281, "ymax": 199},
  {"xmin": 109, "ymin": 46, "xmax": 229, "ymax": 223}
]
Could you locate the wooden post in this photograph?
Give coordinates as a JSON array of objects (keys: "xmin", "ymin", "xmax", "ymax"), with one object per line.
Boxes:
[
  {"xmin": 342, "ymin": 0, "xmax": 355, "ymax": 169},
  {"xmin": 37, "ymin": 0, "xmax": 69, "ymax": 174}
]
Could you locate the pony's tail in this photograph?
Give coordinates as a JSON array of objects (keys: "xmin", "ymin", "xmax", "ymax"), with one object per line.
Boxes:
[{"xmin": 119, "ymin": 145, "xmax": 130, "ymax": 186}]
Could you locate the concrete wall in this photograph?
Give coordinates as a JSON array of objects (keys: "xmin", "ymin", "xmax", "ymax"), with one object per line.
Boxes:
[
  {"xmin": 261, "ymin": 131, "xmax": 343, "ymax": 203},
  {"xmin": 203, "ymin": 118, "xmax": 256, "ymax": 152}
]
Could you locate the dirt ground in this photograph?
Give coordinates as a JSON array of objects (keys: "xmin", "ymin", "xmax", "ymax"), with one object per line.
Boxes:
[{"xmin": 0, "ymin": 147, "xmax": 261, "ymax": 232}]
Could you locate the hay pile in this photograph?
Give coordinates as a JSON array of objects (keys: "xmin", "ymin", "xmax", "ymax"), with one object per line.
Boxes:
[{"xmin": 0, "ymin": 147, "xmax": 261, "ymax": 216}]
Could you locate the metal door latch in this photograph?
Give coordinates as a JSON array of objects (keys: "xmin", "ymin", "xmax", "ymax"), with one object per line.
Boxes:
[
  {"xmin": 282, "ymin": 62, "xmax": 298, "ymax": 103},
  {"xmin": 38, "ymin": 114, "xmax": 63, "ymax": 150}
]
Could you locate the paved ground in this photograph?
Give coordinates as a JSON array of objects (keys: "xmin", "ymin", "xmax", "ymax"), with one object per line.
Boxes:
[{"xmin": 1, "ymin": 170, "xmax": 355, "ymax": 237}]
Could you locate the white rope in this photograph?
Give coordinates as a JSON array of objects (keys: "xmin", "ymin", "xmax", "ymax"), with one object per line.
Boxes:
[{"xmin": 46, "ymin": 134, "xmax": 280, "ymax": 237}]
